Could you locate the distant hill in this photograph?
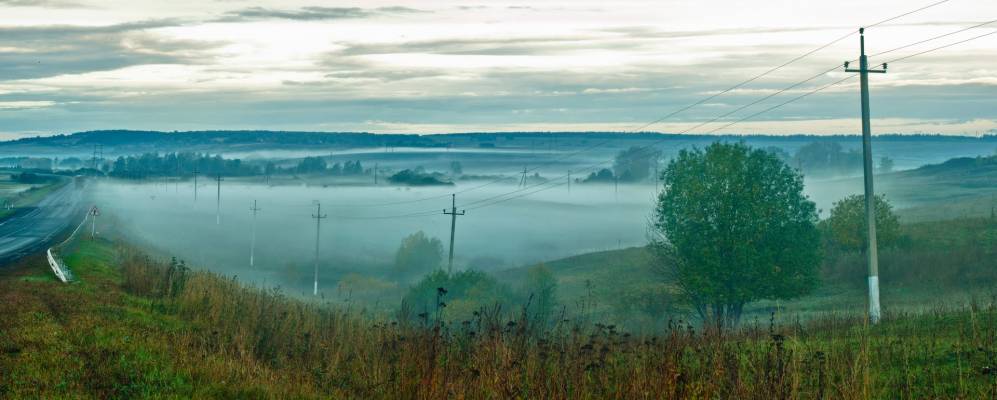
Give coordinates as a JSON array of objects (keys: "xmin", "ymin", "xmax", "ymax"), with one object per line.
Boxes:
[
  {"xmin": 897, "ymin": 154, "xmax": 997, "ymax": 188},
  {"xmin": 2, "ymin": 129, "xmax": 994, "ymax": 160},
  {"xmin": 0, "ymin": 130, "xmax": 443, "ymax": 156}
]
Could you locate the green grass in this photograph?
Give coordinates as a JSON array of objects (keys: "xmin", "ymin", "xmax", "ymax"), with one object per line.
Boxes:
[
  {"xmin": 499, "ymin": 216, "xmax": 997, "ymax": 327},
  {"xmin": 2, "ymin": 237, "xmax": 997, "ymax": 398}
]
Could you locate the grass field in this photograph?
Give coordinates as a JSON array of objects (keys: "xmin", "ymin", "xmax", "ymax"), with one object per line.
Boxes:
[{"xmin": 1, "ymin": 237, "xmax": 996, "ymax": 398}]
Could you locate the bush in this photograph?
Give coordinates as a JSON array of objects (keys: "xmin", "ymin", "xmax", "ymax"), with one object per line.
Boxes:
[{"xmin": 388, "ymin": 169, "xmax": 453, "ymax": 186}]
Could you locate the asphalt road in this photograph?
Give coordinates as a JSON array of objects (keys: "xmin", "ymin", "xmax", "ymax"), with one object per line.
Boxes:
[{"xmin": 0, "ymin": 182, "xmax": 85, "ymax": 266}]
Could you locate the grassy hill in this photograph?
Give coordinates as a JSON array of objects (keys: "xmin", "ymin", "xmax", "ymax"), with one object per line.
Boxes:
[
  {"xmin": 2, "ymin": 236, "xmax": 997, "ymax": 398},
  {"xmin": 500, "ymin": 216, "xmax": 997, "ymax": 326}
]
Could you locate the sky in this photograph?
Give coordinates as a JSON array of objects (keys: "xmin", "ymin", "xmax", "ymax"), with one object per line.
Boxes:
[{"xmin": 0, "ymin": 0, "xmax": 995, "ymax": 139}]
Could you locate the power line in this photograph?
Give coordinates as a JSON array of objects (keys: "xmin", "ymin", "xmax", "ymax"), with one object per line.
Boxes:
[
  {"xmin": 865, "ymin": 0, "xmax": 952, "ymax": 28},
  {"xmin": 878, "ymin": 28, "xmax": 997, "ymax": 65},
  {"xmin": 310, "ymin": 1, "xmax": 954, "ymax": 210},
  {"xmin": 870, "ymin": 18, "xmax": 997, "ymax": 58},
  {"xmin": 293, "ymin": 4, "xmax": 970, "ymax": 218}
]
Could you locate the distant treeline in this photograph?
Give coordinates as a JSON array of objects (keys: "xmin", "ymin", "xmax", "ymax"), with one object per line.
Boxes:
[
  {"xmin": 2, "ymin": 130, "xmax": 994, "ymax": 156},
  {"xmin": 109, "ymin": 153, "xmax": 259, "ymax": 178}
]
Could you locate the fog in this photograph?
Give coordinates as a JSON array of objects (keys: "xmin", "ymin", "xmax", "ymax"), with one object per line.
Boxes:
[{"xmin": 90, "ymin": 179, "xmax": 657, "ymax": 290}]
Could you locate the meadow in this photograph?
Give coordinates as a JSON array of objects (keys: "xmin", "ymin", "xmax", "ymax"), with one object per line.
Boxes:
[{"xmin": 1, "ymin": 236, "xmax": 996, "ymax": 399}]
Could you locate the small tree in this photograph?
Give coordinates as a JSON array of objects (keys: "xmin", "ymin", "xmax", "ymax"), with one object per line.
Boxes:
[
  {"xmin": 823, "ymin": 194, "xmax": 901, "ymax": 252},
  {"xmin": 878, "ymin": 156, "xmax": 895, "ymax": 173},
  {"xmin": 652, "ymin": 143, "xmax": 821, "ymax": 329},
  {"xmin": 394, "ymin": 231, "xmax": 444, "ymax": 279},
  {"xmin": 522, "ymin": 264, "xmax": 557, "ymax": 325}
]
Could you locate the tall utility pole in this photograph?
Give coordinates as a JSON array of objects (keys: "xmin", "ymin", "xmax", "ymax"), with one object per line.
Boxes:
[
  {"xmin": 249, "ymin": 200, "xmax": 260, "ymax": 268},
  {"xmin": 844, "ymin": 27, "xmax": 887, "ymax": 325},
  {"xmin": 443, "ymin": 194, "xmax": 466, "ymax": 273},
  {"xmin": 520, "ymin": 167, "xmax": 528, "ymax": 187},
  {"xmin": 373, "ymin": 162, "xmax": 378, "ymax": 185},
  {"xmin": 215, "ymin": 174, "xmax": 223, "ymax": 225},
  {"xmin": 89, "ymin": 206, "xmax": 100, "ymax": 239},
  {"xmin": 654, "ymin": 163, "xmax": 660, "ymax": 193},
  {"xmin": 311, "ymin": 202, "xmax": 327, "ymax": 296},
  {"xmin": 567, "ymin": 170, "xmax": 571, "ymax": 194},
  {"xmin": 174, "ymin": 157, "xmax": 180, "ymax": 193},
  {"xmin": 192, "ymin": 169, "xmax": 199, "ymax": 201},
  {"xmin": 91, "ymin": 144, "xmax": 98, "ymax": 170},
  {"xmin": 614, "ymin": 176, "xmax": 619, "ymax": 202}
]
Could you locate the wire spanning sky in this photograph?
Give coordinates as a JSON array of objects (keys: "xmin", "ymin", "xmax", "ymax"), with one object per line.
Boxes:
[{"xmin": 0, "ymin": 0, "xmax": 994, "ymax": 139}]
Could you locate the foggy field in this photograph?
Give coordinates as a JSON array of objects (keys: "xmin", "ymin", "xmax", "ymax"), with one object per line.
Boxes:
[
  {"xmin": 91, "ymin": 179, "xmax": 657, "ymax": 293},
  {"xmin": 85, "ymin": 139, "xmax": 997, "ymax": 306}
]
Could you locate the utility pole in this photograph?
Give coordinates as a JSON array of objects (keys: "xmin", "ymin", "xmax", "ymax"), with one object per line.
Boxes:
[
  {"xmin": 215, "ymin": 174, "xmax": 223, "ymax": 225},
  {"xmin": 614, "ymin": 176, "xmax": 619, "ymax": 202},
  {"xmin": 520, "ymin": 167, "xmax": 528, "ymax": 187},
  {"xmin": 311, "ymin": 202, "xmax": 327, "ymax": 296},
  {"xmin": 844, "ymin": 27, "xmax": 887, "ymax": 325},
  {"xmin": 443, "ymin": 194, "xmax": 465, "ymax": 273},
  {"xmin": 567, "ymin": 170, "xmax": 571, "ymax": 194},
  {"xmin": 654, "ymin": 163, "xmax": 660, "ymax": 193},
  {"xmin": 174, "ymin": 156, "xmax": 180, "ymax": 193},
  {"xmin": 250, "ymin": 200, "xmax": 260, "ymax": 268},
  {"xmin": 374, "ymin": 162, "xmax": 378, "ymax": 185},
  {"xmin": 192, "ymin": 169, "xmax": 199, "ymax": 201},
  {"xmin": 89, "ymin": 206, "xmax": 100, "ymax": 239},
  {"xmin": 91, "ymin": 144, "xmax": 98, "ymax": 170}
]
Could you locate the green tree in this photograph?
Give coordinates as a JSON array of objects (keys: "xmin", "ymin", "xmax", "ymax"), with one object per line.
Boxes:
[
  {"xmin": 402, "ymin": 269, "xmax": 512, "ymax": 321},
  {"xmin": 394, "ymin": 231, "xmax": 444, "ymax": 279},
  {"xmin": 878, "ymin": 156, "xmax": 895, "ymax": 173},
  {"xmin": 652, "ymin": 143, "xmax": 821, "ymax": 329},
  {"xmin": 521, "ymin": 264, "xmax": 557, "ymax": 325},
  {"xmin": 296, "ymin": 157, "xmax": 326, "ymax": 174},
  {"xmin": 823, "ymin": 194, "xmax": 901, "ymax": 252},
  {"xmin": 613, "ymin": 146, "xmax": 661, "ymax": 182}
]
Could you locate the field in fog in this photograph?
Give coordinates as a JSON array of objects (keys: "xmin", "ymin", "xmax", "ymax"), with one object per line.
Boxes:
[
  {"xmin": 91, "ymin": 179, "xmax": 656, "ymax": 292},
  {"xmin": 86, "ymin": 139, "xmax": 997, "ymax": 303}
]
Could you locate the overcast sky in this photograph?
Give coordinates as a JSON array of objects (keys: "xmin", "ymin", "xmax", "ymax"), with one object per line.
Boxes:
[{"xmin": 0, "ymin": 0, "xmax": 994, "ymax": 139}]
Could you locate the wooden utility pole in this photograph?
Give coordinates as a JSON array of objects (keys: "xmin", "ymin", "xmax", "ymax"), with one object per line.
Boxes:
[
  {"xmin": 374, "ymin": 162, "xmax": 378, "ymax": 185},
  {"xmin": 250, "ymin": 200, "xmax": 260, "ymax": 268},
  {"xmin": 192, "ymin": 169, "xmax": 199, "ymax": 201},
  {"xmin": 443, "ymin": 194, "xmax": 465, "ymax": 274},
  {"xmin": 215, "ymin": 174, "xmax": 223, "ymax": 225},
  {"xmin": 89, "ymin": 206, "xmax": 100, "ymax": 239},
  {"xmin": 311, "ymin": 202, "xmax": 327, "ymax": 296},
  {"xmin": 844, "ymin": 27, "xmax": 887, "ymax": 324}
]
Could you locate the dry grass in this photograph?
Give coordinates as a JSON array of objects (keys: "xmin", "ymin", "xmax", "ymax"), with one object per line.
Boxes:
[{"xmin": 1, "ymin": 239, "xmax": 996, "ymax": 399}]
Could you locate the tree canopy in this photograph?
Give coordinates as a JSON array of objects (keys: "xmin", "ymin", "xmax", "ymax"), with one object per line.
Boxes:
[
  {"xmin": 613, "ymin": 146, "xmax": 661, "ymax": 182},
  {"xmin": 394, "ymin": 231, "xmax": 444, "ymax": 279},
  {"xmin": 652, "ymin": 142, "xmax": 821, "ymax": 329},
  {"xmin": 823, "ymin": 194, "xmax": 901, "ymax": 252}
]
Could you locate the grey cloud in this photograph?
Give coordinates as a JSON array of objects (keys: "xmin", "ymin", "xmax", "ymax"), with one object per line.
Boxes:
[
  {"xmin": 336, "ymin": 35, "xmax": 622, "ymax": 57},
  {"xmin": 0, "ymin": 20, "xmax": 223, "ymax": 80},
  {"xmin": 0, "ymin": 0, "xmax": 90, "ymax": 8},
  {"xmin": 216, "ymin": 6, "xmax": 426, "ymax": 22}
]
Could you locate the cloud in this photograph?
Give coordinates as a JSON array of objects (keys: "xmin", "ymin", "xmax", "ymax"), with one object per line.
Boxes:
[
  {"xmin": 0, "ymin": 100, "xmax": 56, "ymax": 110},
  {"xmin": 0, "ymin": 20, "xmax": 222, "ymax": 80},
  {"xmin": 0, "ymin": 0, "xmax": 89, "ymax": 8},
  {"xmin": 216, "ymin": 6, "xmax": 426, "ymax": 22}
]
